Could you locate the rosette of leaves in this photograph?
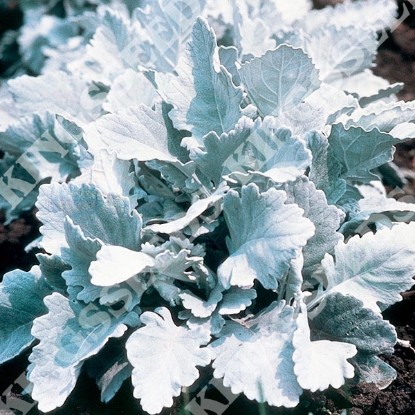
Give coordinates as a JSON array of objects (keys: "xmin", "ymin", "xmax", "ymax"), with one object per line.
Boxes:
[{"xmin": 1, "ymin": 1, "xmax": 415, "ymax": 414}]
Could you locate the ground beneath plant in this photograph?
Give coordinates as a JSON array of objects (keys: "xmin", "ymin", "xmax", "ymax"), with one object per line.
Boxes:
[{"xmin": 1, "ymin": 1, "xmax": 415, "ymax": 415}]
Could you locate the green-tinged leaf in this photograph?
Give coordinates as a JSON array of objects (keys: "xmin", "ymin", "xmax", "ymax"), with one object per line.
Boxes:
[
  {"xmin": 37, "ymin": 253, "xmax": 69, "ymax": 293},
  {"xmin": 340, "ymin": 181, "xmax": 415, "ymax": 236},
  {"xmin": 309, "ymin": 293, "xmax": 397, "ymax": 354},
  {"xmin": 126, "ymin": 307, "xmax": 211, "ymax": 414},
  {"xmin": 0, "ymin": 112, "xmax": 85, "ymax": 215},
  {"xmin": 89, "ymin": 245, "xmax": 155, "ymax": 286},
  {"xmin": 61, "ymin": 217, "xmax": 103, "ymax": 302},
  {"xmin": 62, "ymin": 217, "xmax": 145, "ymax": 309},
  {"xmin": 284, "ymin": 176, "xmax": 343, "ymax": 276},
  {"xmin": 28, "ymin": 293, "xmax": 140, "ymax": 412},
  {"xmin": 0, "ymin": 266, "xmax": 53, "ymax": 365},
  {"xmin": 190, "ymin": 117, "xmax": 252, "ymax": 186},
  {"xmin": 306, "ymin": 130, "xmax": 346, "ymax": 205},
  {"xmin": 328, "ymin": 123, "xmax": 398, "ymax": 182},
  {"xmin": 238, "ymin": 44, "xmax": 321, "ymax": 117},
  {"xmin": 36, "ymin": 183, "xmax": 142, "ymax": 255},
  {"xmin": 218, "ymin": 46, "xmax": 240, "ymax": 86},
  {"xmin": 146, "ymin": 182, "xmax": 228, "ymax": 234},
  {"xmin": 210, "ymin": 301, "xmax": 302, "ymax": 407},
  {"xmin": 146, "ymin": 159, "xmax": 200, "ymax": 194},
  {"xmin": 219, "ymin": 117, "xmax": 311, "ymax": 184},
  {"xmin": 218, "ymin": 184, "xmax": 315, "ymax": 289},
  {"xmin": 96, "ymin": 103, "xmax": 176, "ymax": 162},
  {"xmin": 351, "ymin": 354, "xmax": 397, "ymax": 390},
  {"xmin": 241, "ymin": 118, "xmax": 312, "ymax": 183},
  {"xmin": 86, "ymin": 339, "xmax": 133, "ymax": 403},
  {"xmin": 158, "ymin": 17, "xmax": 243, "ymax": 144},
  {"xmin": 293, "ymin": 302, "xmax": 356, "ymax": 392},
  {"xmin": 310, "ymin": 223, "xmax": 415, "ymax": 313}
]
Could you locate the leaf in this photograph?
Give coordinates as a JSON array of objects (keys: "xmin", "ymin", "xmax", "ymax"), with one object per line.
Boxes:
[
  {"xmin": 96, "ymin": 103, "xmax": 176, "ymax": 162},
  {"xmin": 36, "ymin": 183, "xmax": 143, "ymax": 255},
  {"xmin": 217, "ymin": 287, "xmax": 257, "ymax": 315},
  {"xmin": 190, "ymin": 117, "xmax": 253, "ymax": 185},
  {"xmin": 37, "ymin": 253, "xmax": 69, "ymax": 292},
  {"xmin": 253, "ymin": 120, "xmax": 311, "ymax": 183},
  {"xmin": 309, "ymin": 293, "xmax": 397, "ymax": 355},
  {"xmin": 284, "ymin": 177, "xmax": 343, "ymax": 275},
  {"xmin": 73, "ymin": 149, "xmax": 136, "ymax": 208},
  {"xmin": 221, "ymin": 117, "xmax": 311, "ymax": 182},
  {"xmin": 295, "ymin": 0, "xmax": 397, "ymax": 33},
  {"xmin": 134, "ymin": 0, "xmax": 205, "ymax": 71},
  {"xmin": 328, "ymin": 123, "xmax": 398, "ymax": 183},
  {"xmin": 293, "ymin": 302, "xmax": 356, "ymax": 392},
  {"xmin": 85, "ymin": 8, "xmax": 148, "ymax": 81},
  {"xmin": 306, "ymin": 130, "xmax": 346, "ymax": 205},
  {"xmin": 8, "ymin": 71, "xmax": 102, "ymax": 125},
  {"xmin": 238, "ymin": 44, "xmax": 321, "ymax": 117},
  {"xmin": 89, "ymin": 245, "xmax": 155, "ymax": 286},
  {"xmin": 180, "ymin": 283, "xmax": 224, "ymax": 318},
  {"xmin": 126, "ymin": 307, "xmax": 211, "ymax": 414},
  {"xmin": 60, "ymin": 216, "xmax": 102, "ymax": 302},
  {"xmin": 0, "ymin": 266, "xmax": 52, "ymax": 365},
  {"xmin": 0, "ymin": 112, "xmax": 85, "ymax": 215},
  {"xmin": 339, "ymin": 181, "xmax": 415, "ymax": 236},
  {"xmin": 231, "ymin": 0, "xmax": 276, "ymax": 59},
  {"xmin": 301, "ymin": 25, "xmax": 377, "ymax": 83},
  {"xmin": 180, "ymin": 285, "xmax": 256, "ymax": 319},
  {"xmin": 158, "ymin": 17, "xmax": 243, "ymax": 144},
  {"xmin": 103, "ymin": 69, "xmax": 158, "ymax": 113},
  {"xmin": 62, "ymin": 217, "xmax": 145, "ymax": 310},
  {"xmin": 218, "ymin": 184, "xmax": 315, "ymax": 289},
  {"xmin": 146, "ymin": 182, "xmax": 228, "ymax": 234},
  {"xmin": 28, "ymin": 293, "xmax": 140, "ymax": 412},
  {"xmin": 339, "ymin": 100, "xmax": 415, "ymax": 141},
  {"xmin": 302, "ymin": 83, "xmax": 358, "ymax": 127},
  {"xmin": 351, "ymin": 354, "xmax": 397, "ymax": 390},
  {"xmin": 85, "ymin": 339, "xmax": 133, "ymax": 403},
  {"xmin": 210, "ymin": 301, "xmax": 302, "ymax": 408},
  {"xmin": 311, "ymin": 222, "xmax": 415, "ymax": 313}
]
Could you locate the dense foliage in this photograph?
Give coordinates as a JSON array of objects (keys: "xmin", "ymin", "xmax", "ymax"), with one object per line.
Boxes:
[{"xmin": 1, "ymin": 0, "xmax": 415, "ymax": 413}]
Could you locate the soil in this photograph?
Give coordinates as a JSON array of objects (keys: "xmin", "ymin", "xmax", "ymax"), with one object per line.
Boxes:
[{"xmin": 1, "ymin": 1, "xmax": 415, "ymax": 415}]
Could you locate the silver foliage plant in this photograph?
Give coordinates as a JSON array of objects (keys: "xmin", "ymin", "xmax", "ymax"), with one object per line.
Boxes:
[{"xmin": 1, "ymin": 0, "xmax": 415, "ymax": 413}]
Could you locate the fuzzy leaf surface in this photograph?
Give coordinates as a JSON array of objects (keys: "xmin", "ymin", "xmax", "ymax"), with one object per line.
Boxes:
[
  {"xmin": 0, "ymin": 267, "xmax": 52, "ymax": 365},
  {"xmin": 218, "ymin": 184, "xmax": 315, "ymax": 289},
  {"xmin": 210, "ymin": 301, "xmax": 302, "ymax": 407},
  {"xmin": 126, "ymin": 307, "xmax": 211, "ymax": 414},
  {"xmin": 159, "ymin": 18, "xmax": 243, "ymax": 144},
  {"xmin": 238, "ymin": 44, "xmax": 320, "ymax": 117},
  {"xmin": 293, "ymin": 303, "xmax": 356, "ymax": 392},
  {"xmin": 28, "ymin": 293, "xmax": 139, "ymax": 412},
  {"xmin": 313, "ymin": 223, "xmax": 415, "ymax": 313}
]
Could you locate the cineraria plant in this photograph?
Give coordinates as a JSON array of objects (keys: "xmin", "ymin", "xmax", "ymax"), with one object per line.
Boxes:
[{"xmin": 1, "ymin": 0, "xmax": 415, "ymax": 414}]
